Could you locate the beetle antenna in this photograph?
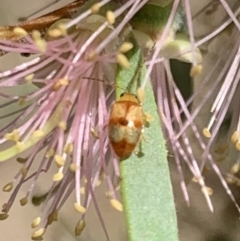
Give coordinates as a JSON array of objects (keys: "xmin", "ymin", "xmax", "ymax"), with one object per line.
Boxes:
[
  {"xmin": 81, "ymin": 76, "xmax": 125, "ymax": 91},
  {"xmin": 128, "ymin": 43, "xmax": 156, "ymax": 93}
]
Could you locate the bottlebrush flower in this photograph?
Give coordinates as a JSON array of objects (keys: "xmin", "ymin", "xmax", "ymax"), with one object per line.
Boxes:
[
  {"xmin": 0, "ymin": 1, "xmax": 131, "ymax": 239},
  {"xmin": 0, "ymin": 0, "xmax": 240, "ymax": 240},
  {"xmin": 144, "ymin": 0, "xmax": 240, "ymax": 213}
]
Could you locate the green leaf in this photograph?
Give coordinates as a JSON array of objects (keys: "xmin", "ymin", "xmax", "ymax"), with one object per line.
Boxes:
[
  {"xmin": 148, "ymin": 0, "xmax": 174, "ymax": 8},
  {"xmin": 116, "ymin": 39, "xmax": 179, "ymax": 241},
  {"xmin": 130, "ymin": 3, "xmax": 184, "ymax": 42},
  {"xmin": 170, "ymin": 59, "xmax": 192, "ymax": 102}
]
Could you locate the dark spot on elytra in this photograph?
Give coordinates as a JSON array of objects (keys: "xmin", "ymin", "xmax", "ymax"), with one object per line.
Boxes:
[{"xmin": 119, "ymin": 118, "xmax": 128, "ymax": 126}]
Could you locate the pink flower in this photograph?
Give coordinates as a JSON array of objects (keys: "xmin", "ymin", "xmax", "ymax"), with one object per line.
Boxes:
[{"xmin": 0, "ymin": 0, "xmax": 240, "ymax": 240}]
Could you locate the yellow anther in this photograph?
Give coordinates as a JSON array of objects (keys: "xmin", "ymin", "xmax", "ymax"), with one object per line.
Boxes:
[
  {"xmin": 59, "ymin": 78, "xmax": 69, "ymax": 86},
  {"xmin": 32, "ymin": 30, "xmax": 41, "ymax": 40},
  {"xmin": 35, "ymin": 39, "xmax": 47, "ymax": 53},
  {"xmin": 32, "ymin": 30, "xmax": 46, "ymax": 53},
  {"xmin": 69, "ymin": 163, "xmax": 78, "ymax": 172},
  {"xmin": 144, "ymin": 113, "xmax": 154, "ymax": 123},
  {"xmin": 75, "ymin": 219, "xmax": 86, "ymax": 236},
  {"xmin": 32, "ymin": 130, "xmax": 45, "ymax": 138},
  {"xmin": 91, "ymin": 3, "xmax": 100, "ymax": 14},
  {"xmin": 47, "ymin": 209, "xmax": 58, "ymax": 225},
  {"xmin": 0, "ymin": 213, "xmax": 9, "ymax": 220},
  {"xmin": 52, "ymin": 172, "xmax": 64, "ymax": 182},
  {"xmin": 19, "ymin": 197, "xmax": 28, "ymax": 206},
  {"xmin": 52, "ymin": 83, "xmax": 61, "ymax": 91},
  {"xmin": 90, "ymin": 128, "xmax": 99, "ymax": 139},
  {"xmin": 2, "ymin": 182, "xmax": 13, "ymax": 192},
  {"xmin": 231, "ymin": 131, "xmax": 239, "ymax": 144},
  {"xmin": 64, "ymin": 143, "xmax": 73, "ymax": 154},
  {"xmin": 46, "ymin": 19, "xmax": 71, "ymax": 40},
  {"xmin": 31, "ymin": 217, "xmax": 41, "ymax": 228},
  {"xmin": 16, "ymin": 157, "xmax": 27, "ymax": 164},
  {"xmin": 25, "ymin": 73, "xmax": 34, "ymax": 83},
  {"xmin": 225, "ymin": 176, "xmax": 235, "ymax": 184},
  {"xmin": 190, "ymin": 64, "xmax": 203, "ymax": 77},
  {"xmin": 53, "ymin": 78, "xmax": 69, "ymax": 91},
  {"xmin": 110, "ymin": 199, "xmax": 123, "ymax": 212},
  {"xmin": 201, "ymin": 186, "xmax": 213, "ymax": 196},
  {"xmin": 203, "ymin": 128, "xmax": 211, "ymax": 138},
  {"xmin": 236, "ymin": 141, "xmax": 240, "ymax": 151},
  {"xmin": 192, "ymin": 176, "xmax": 198, "ymax": 183},
  {"xmin": 119, "ymin": 42, "xmax": 133, "ymax": 53},
  {"xmin": 231, "ymin": 162, "xmax": 240, "ymax": 174},
  {"xmin": 57, "ymin": 23, "xmax": 67, "ymax": 36},
  {"xmin": 58, "ymin": 121, "xmax": 67, "ymax": 131},
  {"xmin": 21, "ymin": 167, "xmax": 28, "ymax": 177},
  {"xmin": 86, "ymin": 51, "xmax": 96, "ymax": 61},
  {"xmin": 2, "ymin": 203, "xmax": 8, "ymax": 213},
  {"xmin": 117, "ymin": 53, "xmax": 130, "ymax": 68},
  {"xmin": 54, "ymin": 155, "xmax": 65, "ymax": 167},
  {"xmin": 31, "ymin": 228, "xmax": 46, "ymax": 239},
  {"xmin": 4, "ymin": 129, "xmax": 20, "ymax": 142},
  {"xmin": 47, "ymin": 28, "xmax": 62, "ymax": 38},
  {"xmin": 106, "ymin": 11, "xmax": 115, "ymax": 25},
  {"xmin": 96, "ymin": 178, "xmax": 102, "ymax": 187},
  {"xmin": 74, "ymin": 203, "xmax": 86, "ymax": 214},
  {"xmin": 45, "ymin": 148, "xmax": 55, "ymax": 158},
  {"xmin": 13, "ymin": 27, "xmax": 28, "ymax": 37}
]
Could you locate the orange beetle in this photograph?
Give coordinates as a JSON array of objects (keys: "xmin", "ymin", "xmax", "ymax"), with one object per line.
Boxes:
[{"xmin": 108, "ymin": 92, "xmax": 145, "ymax": 160}]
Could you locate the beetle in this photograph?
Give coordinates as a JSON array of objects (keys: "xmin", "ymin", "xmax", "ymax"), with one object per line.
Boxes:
[{"xmin": 108, "ymin": 92, "xmax": 145, "ymax": 160}]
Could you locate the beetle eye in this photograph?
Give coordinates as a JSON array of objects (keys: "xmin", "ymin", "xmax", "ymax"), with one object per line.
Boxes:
[{"xmin": 120, "ymin": 93, "xmax": 125, "ymax": 97}]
